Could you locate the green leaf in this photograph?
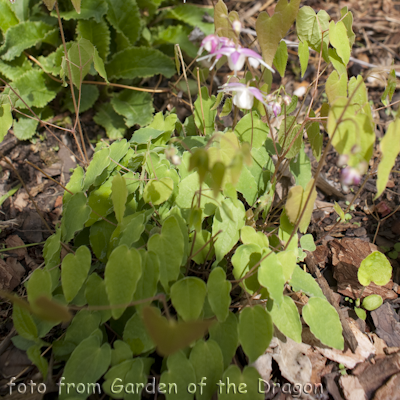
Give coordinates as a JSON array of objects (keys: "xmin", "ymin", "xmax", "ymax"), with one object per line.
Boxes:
[
  {"xmin": 234, "ymin": 112, "xmax": 269, "ymax": 149},
  {"xmin": 218, "ymin": 365, "xmax": 264, "ymax": 400},
  {"xmin": 289, "ymin": 265, "xmax": 325, "ymax": 299},
  {"xmin": 160, "ymin": 351, "xmax": 196, "ymax": 400},
  {"xmin": 241, "ymin": 226, "xmax": 269, "ymax": 248},
  {"xmin": 189, "ymin": 339, "xmax": 224, "ymax": 400},
  {"xmin": 61, "ymin": 246, "xmax": 91, "ymax": 303},
  {"xmin": 111, "ymin": 90, "xmax": 153, "ymax": 128},
  {"xmin": 123, "ymin": 313, "xmax": 155, "ymax": 355},
  {"xmin": 354, "ymin": 306, "xmax": 366, "ymax": 320},
  {"xmin": 170, "ymin": 277, "xmax": 207, "ymax": 321},
  {"xmin": 0, "ymin": 1, "xmax": 18, "ymax": 33},
  {"xmin": 59, "ymin": 335, "xmax": 111, "ymax": 399},
  {"xmin": 0, "ymin": 104, "xmax": 12, "ymax": 142},
  {"xmin": 71, "ymin": 0, "xmax": 81, "ymax": 13},
  {"xmin": 27, "ymin": 344, "xmax": 48, "ymax": 379},
  {"xmin": 105, "ymin": 245, "xmax": 142, "ymax": 319},
  {"xmin": 376, "ymin": 119, "xmax": 400, "ymax": 198},
  {"xmin": 300, "ymin": 234, "xmax": 316, "ymax": 251},
  {"xmin": 256, "ymin": 0, "xmax": 300, "ymax": 67},
  {"xmin": 130, "ymin": 127, "xmax": 163, "ymax": 144},
  {"xmin": 325, "ymin": 71, "xmax": 347, "ymax": 104},
  {"xmin": 106, "ymin": 47, "xmax": 175, "ymax": 79},
  {"xmin": 190, "ymin": 230, "xmax": 214, "ymax": 265},
  {"xmin": 273, "ymin": 40, "xmax": 288, "ymax": 77},
  {"xmin": 258, "ymin": 251, "xmax": 285, "ymax": 305},
  {"xmin": 13, "ymin": 303, "xmax": 38, "ymax": 340},
  {"xmin": 302, "ymin": 297, "xmax": 344, "ymax": 350},
  {"xmin": 0, "ymin": 21, "xmax": 56, "ymax": 60},
  {"xmin": 277, "ymin": 116, "xmax": 303, "ymax": 159},
  {"xmin": 156, "ymin": 25, "xmax": 199, "ymax": 59},
  {"xmin": 42, "ymin": 0, "xmax": 56, "ymax": 11},
  {"xmin": 64, "ymin": 310, "xmax": 101, "ymax": 346},
  {"xmin": 143, "ymin": 177, "xmax": 174, "ymax": 206},
  {"xmin": 268, "ymin": 296, "xmax": 302, "ymax": 342},
  {"xmin": 306, "ymin": 110, "xmax": 322, "ymax": 161},
  {"xmin": 0, "ymin": 54, "xmax": 32, "ymax": 81},
  {"xmin": 147, "ymin": 215, "xmax": 184, "ymax": 290},
  {"xmin": 329, "ymin": 48, "xmax": 347, "ymax": 76},
  {"xmin": 111, "ymin": 173, "xmax": 127, "ymax": 223},
  {"xmin": 66, "ymin": 38, "xmax": 95, "ymax": 88},
  {"xmin": 142, "ymin": 306, "xmax": 214, "ymax": 356},
  {"xmin": 93, "ymin": 102, "xmax": 126, "ymax": 139},
  {"xmin": 340, "ymin": 7, "xmax": 355, "ymax": 47},
  {"xmin": 358, "ymin": 251, "xmax": 392, "ymax": 286},
  {"xmin": 77, "ymin": 18, "xmax": 110, "ymax": 60},
  {"xmin": 83, "ymin": 147, "xmax": 111, "ymax": 190},
  {"xmin": 277, "ymin": 249, "xmax": 297, "ymax": 281},
  {"xmin": 381, "ymin": 69, "xmax": 396, "ymax": 106},
  {"xmin": 289, "ymin": 142, "xmax": 312, "ymax": 189},
  {"xmin": 296, "ymin": 7, "xmax": 330, "ymax": 61},
  {"xmin": 329, "ymin": 20, "xmax": 350, "ymax": 66},
  {"xmin": 212, "ymin": 198, "xmax": 245, "ymax": 264},
  {"xmin": 194, "ymin": 86, "xmax": 217, "ymax": 136},
  {"xmin": 110, "ymin": 340, "xmax": 132, "ymax": 366},
  {"xmin": 56, "ymin": 0, "xmax": 107, "ymax": 22},
  {"xmin": 165, "ymin": 4, "xmax": 214, "ymax": 36},
  {"xmin": 61, "ymin": 192, "xmax": 91, "ymax": 243},
  {"xmin": 209, "ymin": 312, "xmax": 238, "ymax": 369},
  {"xmin": 133, "ymin": 250, "xmax": 160, "ymax": 311},
  {"xmin": 85, "ymin": 273, "xmax": 112, "ymax": 323},
  {"xmin": 238, "ymin": 305, "xmax": 273, "ymax": 363},
  {"xmin": 298, "ymin": 40, "xmax": 309, "ymax": 78},
  {"xmin": 207, "ymin": 268, "xmax": 231, "ymax": 323},
  {"xmin": 106, "ymin": 0, "xmax": 141, "ymax": 45},
  {"xmin": 12, "ymin": 70, "xmax": 58, "ymax": 108},
  {"xmin": 12, "ymin": 116, "xmax": 38, "ymax": 141},
  {"xmin": 27, "ymin": 269, "xmax": 52, "ymax": 310},
  {"xmin": 362, "ymin": 294, "xmax": 383, "ymax": 311},
  {"xmin": 9, "ymin": 0, "xmax": 29, "ymax": 22},
  {"xmin": 64, "ymin": 85, "xmax": 100, "ymax": 114}
]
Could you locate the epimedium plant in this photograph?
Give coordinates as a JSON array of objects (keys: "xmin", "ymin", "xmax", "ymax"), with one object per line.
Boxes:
[{"xmin": 1, "ymin": 0, "xmax": 398, "ymax": 398}]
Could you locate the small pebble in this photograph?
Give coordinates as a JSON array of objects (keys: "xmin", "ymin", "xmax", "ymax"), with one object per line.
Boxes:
[{"xmin": 354, "ymin": 227, "xmax": 367, "ymax": 237}]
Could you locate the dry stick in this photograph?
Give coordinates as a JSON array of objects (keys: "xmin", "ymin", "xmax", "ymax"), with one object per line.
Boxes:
[
  {"xmin": 25, "ymin": 160, "xmax": 118, "ymax": 227},
  {"xmin": 304, "ymin": 251, "xmax": 358, "ymax": 353},
  {"xmin": 176, "ymin": 44, "xmax": 193, "ymax": 112},
  {"xmin": 0, "ymin": 77, "xmax": 85, "ymax": 165},
  {"xmin": 55, "ymin": 3, "xmax": 88, "ymax": 165}
]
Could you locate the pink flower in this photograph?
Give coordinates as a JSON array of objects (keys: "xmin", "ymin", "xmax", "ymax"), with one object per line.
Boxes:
[
  {"xmin": 269, "ymin": 102, "xmax": 281, "ymax": 117},
  {"xmin": 341, "ymin": 166, "xmax": 361, "ymax": 187},
  {"xmin": 219, "ymin": 82, "xmax": 267, "ymax": 110}
]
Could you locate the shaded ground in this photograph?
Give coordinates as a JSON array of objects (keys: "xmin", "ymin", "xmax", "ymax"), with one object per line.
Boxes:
[{"xmin": 1, "ymin": 0, "xmax": 400, "ymax": 399}]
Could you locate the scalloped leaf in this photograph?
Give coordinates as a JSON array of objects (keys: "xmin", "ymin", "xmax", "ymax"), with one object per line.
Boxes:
[
  {"xmin": 77, "ymin": 18, "xmax": 110, "ymax": 60},
  {"xmin": 0, "ymin": 1, "xmax": 18, "ymax": 33},
  {"xmin": 55, "ymin": 0, "xmax": 107, "ymax": 23},
  {"xmin": 93, "ymin": 102, "xmax": 126, "ymax": 139}
]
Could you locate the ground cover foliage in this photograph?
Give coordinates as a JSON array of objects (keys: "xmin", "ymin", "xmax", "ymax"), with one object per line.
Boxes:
[{"xmin": 0, "ymin": 0, "xmax": 398, "ymax": 398}]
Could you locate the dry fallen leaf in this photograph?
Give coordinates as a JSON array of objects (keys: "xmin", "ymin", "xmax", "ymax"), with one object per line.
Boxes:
[{"xmin": 340, "ymin": 375, "xmax": 367, "ymax": 400}]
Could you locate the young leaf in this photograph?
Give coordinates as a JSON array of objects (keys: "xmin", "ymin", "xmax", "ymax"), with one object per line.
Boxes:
[
  {"xmin": 256, "ymin": 0, "xmax": 300, "ymax": 67},
  {"xmin": 143, "ymin": 177, "xmax": 174, "ymax": 206},
  {"xmin": 273, "ymin": 40, "xmax": 288, "ymax": 77},
  {"xmin": 258, "ymin": 251, "xmax": 285, "ymax": 305},
  {"xmin": 357, "ymin": 251, "xmax": 392, "ymax": 287},
  {"xmin": 306, "ymin": 109, "xmax": 322, "ymax": 161},
  {"xmin": 381, "ymin": 69, "xmax": 396, "ymax": 106},
  {"xmin": 329, "ymin": 20, "xmax": 350, "ymax": 66},
  {"xmin": 209, "ymin": 312, "xmax": 239, "ymax": 369},
  {"xmin": 334, "ymin": 201, "xmax": 345, "ymax": 221},
  {"xmin": 85, "ymin": 273, "xmax": 112, "ymax": 324},
  {"xmin": 123, "ymin": 313, "xmax": 155, "ymax": 355},
  {"xmin": 61, "ymin": 245, "xmax": 91, "ymax": 303},
  {"xmin": 361, "ymin": 294, "xmax": 383, "ymax": 311},
  {"xmin": 302, "ymin": 297, "xmax": 344, "ymax": 350},
  {"xmin": 77, "ymin": 18, "xmax": 110, "ymax": 60},
  {"xmin": 241, "ymin": 226, "xmax": 269, "ymax": 248},
  {"xmin": 13, "ymin": 303, "xmax": 38, "ymax": 341},
  {"xmin": 13, "ymin": 115, "xmax": 39, "ymax": 141},
  {"xmin": 325, "ymin": 71, "xmax": 347, "ymax": 104},
  {"xmin": 354, "ymin": 307, "xmax": 366, "ymax": 320},
  {"xmin": 27, "ymin": 269, "xmax": 52, "ymax": 310},
  {"xmin": 234, "ymin": 112, "xmax": 269, "ymax": 149},
  {"xmin": 289, "ymin": 265, "xmax": 325, "ymax": 299},
  {"xmin": 300, "ymin": 234, "xmax": 316, "ymax": 252},
  {"xmin": 64, "ymin": 310, "xmax": 101, "ymax": 345},
  {"xmin": 340, "ymin": 7, "xmax": 355, "ymax": 47},
  {"xmin": 61, "ymin": 192, "xmax": 91, "ymax": 243},
  {"xmin": 104, "ymin": 245, "xmax": 142, "ymax": 319},
  {"xmin": 207, "ymin": 268, "xmax": 231, "ymax": 322},
  {"xmin": 189, "ymin": 339, "xmax": 224, "ymax": 400},
  {"xmin": 59, "ymin": 335, "xmax": 111, "ymax": 400},
  {"xmin": 298, "ymin": 40, "xmax": 309, "ymax": 78},
  {"xmin": 171, "ymin": 277, "xmax": 207, "ymax": 321},
  {"xmin": 141, "ymin": 306, "xmax": 215, "ymax": 356},
  {"xmin": 160, "ymin": 351, "xmax": 196, "ymax": 400},
  {"xmin": 27, "ymin": 344, "xmax": 48, "ymax": 379},
  {"xmin": 111, "ymin": 90, "xmax": 154, "ymax": 128},
  {"xmin": 106, "ymin": 0, "xmax": 141, "ymax": 46},
  {"xmin": 238, "ymin": 305, "xmax": 273, "ymax": 363},
  {"xmin": 375, "ymin": 119, "xmax": 400, "ymax": 198},
  {"xmin": 267, "ymin": 296, "xmax": 302, "ymax": 343},
  {"xmin": 147, "ymin": 215, "xmax": 185, "ymax": 290},
  {"xmin": 106, "ymin": 47, "xmax": 175, "ymax": 79},
  {"xmin": 112, "ymin": 173, "xmax": 127, "ymax": 224},
  {"xmin": 83, "ymin": 147, "xmax": 111, "ymax": 190}
]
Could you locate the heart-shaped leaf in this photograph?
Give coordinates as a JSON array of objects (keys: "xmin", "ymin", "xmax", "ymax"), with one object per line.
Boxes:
[{"xmin": 358, "ymin": 251, "xmax": 392, "ymax": 287}]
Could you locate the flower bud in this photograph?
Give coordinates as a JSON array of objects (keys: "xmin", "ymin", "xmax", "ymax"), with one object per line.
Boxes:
[
  {"xmin": 283, "ymin": 95, "xmax": 291, "ymax": 106},
  {"xmin": 232, "ymin": 20, "xmax": 242, "ymax": 35}
]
